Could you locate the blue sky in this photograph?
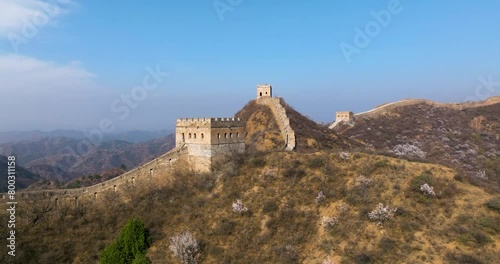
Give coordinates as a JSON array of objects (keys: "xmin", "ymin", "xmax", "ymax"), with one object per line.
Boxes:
[{"xmin": 0, "ymin": 0, "xmax": 499, "ymax": 132}]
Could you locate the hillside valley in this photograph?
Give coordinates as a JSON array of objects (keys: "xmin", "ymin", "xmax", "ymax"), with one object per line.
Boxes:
[
  {"xmin": 336, "ymin": 97, "xmax": 500, "ymax": 192},
  {"xmin": 0, "ymin": 134, "xmax": 175, "ymax": 188},
  {"xmin": 0, "ymin": 97, "xmax": 498, "ymax": 263}
]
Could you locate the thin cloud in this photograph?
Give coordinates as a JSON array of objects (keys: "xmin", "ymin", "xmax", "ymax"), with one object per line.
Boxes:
[
  {"xmin": 0, "ymin": 54, "xmax": 101, "ymax": 131},
  {"xmin": 0, "ymin": 0, "xmax": 76, "ymax": 35},
  {"xmin": 0, "ymin": 54, "xmax": 95, "ymax": 92}
]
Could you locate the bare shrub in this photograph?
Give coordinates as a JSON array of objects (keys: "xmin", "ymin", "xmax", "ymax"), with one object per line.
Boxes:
[
  {"xmin": 420, "ymin": 183, "xmax": 436, "ymax": 196},
  {"xmin": 391, "ymin": 143, "xmax": 426, "ymax": 159},
  {"xmin": 339, "ymin": 151, "xmax": 350, "ymax": 160},
  {"xmin": 316, "ymin": 191, "xmax": 326, "ymax": 203},
  {"xmin": 169, "ymin": 231, "xmax": 201, "ymax": 264},
  {"xmin": 368, "ymin": 203, "xmax": 397, "ymax": 227},
  {"xmin": 232, "ymin": 199, "xmax": 248, "ymax": 214},
  {"xmin": 475, "ymin": 170, "xmax": 488, "ymax": 180},
  {"xmin": 322, "ymin": 257, "xmax": 335, "ymax": 264},
  {"xmin": 321, "ymin": 216, "xmax": 338, "ymax": 229},
  {"xmin": 356, "ymin": 175, "xmax": 373, "ymax": 190}
]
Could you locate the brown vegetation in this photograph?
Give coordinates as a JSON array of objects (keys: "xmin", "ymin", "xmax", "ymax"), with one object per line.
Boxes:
[
  {"xmin": 1, "ymin": 151, "xmax": 498, "ymax": 263},
  {"xmin": 338, "ymin": 101, "xmax": 500, "ymax": 192}
]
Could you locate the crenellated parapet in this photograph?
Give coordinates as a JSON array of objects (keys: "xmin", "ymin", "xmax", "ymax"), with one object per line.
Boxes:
[{"xmin": 176, "ymin": 117, "xmax": 244, "ymax": 128}]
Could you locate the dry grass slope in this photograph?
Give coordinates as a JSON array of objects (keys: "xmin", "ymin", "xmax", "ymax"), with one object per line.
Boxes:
[
  {"xmin": 1, "ymin": 151, "xmax": 498, "ymax": 263},
  {"xmin": 339, "ymin": 100, "xmax": 500, "ymax": 193}
]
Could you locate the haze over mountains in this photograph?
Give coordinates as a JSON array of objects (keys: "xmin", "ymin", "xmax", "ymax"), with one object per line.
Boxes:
[
  {"xmin": 0, "ymin": 130, "xmax": 175, "ymax": 188},
  {"xmin": 3, "ymin": 95, "xmax": 498, "ymax": 263},
  {"xmin": 0, "ymin": 129, "xmax": 173, "ymax": 144}
]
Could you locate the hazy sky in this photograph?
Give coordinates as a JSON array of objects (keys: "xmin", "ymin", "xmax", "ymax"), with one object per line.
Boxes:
[{"xmin": 0, "ymin": 0, "xmax": 499, "ymax": 132}]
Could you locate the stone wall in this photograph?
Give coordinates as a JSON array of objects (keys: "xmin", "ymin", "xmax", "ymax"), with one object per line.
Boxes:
[
  {"xmin": 329, "ymin": 97, "xmax": 500, "ymax": 129},
  {"xmin": 176, "ymin": 118, "xmax": 245, "ymax": 147},
  {"xmin": 257, "ymin": 97, "xmax": 296, "ymax": 150},
  {"xmin": 355, "ymin": 97, "xmax": 500, "ymax": 119},
  {"xmin": 1, "ymin": 146, "xmax": 189, "ymax": 203},
  {"xmin": 329, "ymin": 111, "xmax": 354, "ymax": 129},
  {"xmin": 175, "ymin": 117, "xmax": 246, "ymax": 171}
]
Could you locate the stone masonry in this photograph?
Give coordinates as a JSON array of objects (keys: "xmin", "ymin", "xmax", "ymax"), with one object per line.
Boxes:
[
  {"xmin": 329, "ymin": 111, "xmax": 354, "ymax": 129},
  {"xmin": 256, "ymin": 85, "xmax": 296, "ymax": 150},
  {"xmin": 2, "ymin": 118, "xmax": 246, "ymax": 203},
  {"xmin": 257, "ymin": 84, "xmax": 272, "ymax": 99},
  {"xmin": 175, "ymin": 117, "xmax": 246, "ymax": 171},
  {"xmin": 2, "ymin": 84, "xmax": 307, "ymax": 202}
]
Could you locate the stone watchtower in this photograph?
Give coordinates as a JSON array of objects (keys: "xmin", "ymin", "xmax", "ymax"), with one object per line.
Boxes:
[
  {"xmin": 175, "ymin": 118, "xmax": 245, "ymax": 171},
  {"xmin": 257, "ymin": 84, "xmax": 272, "ymax": 99},
  {"xmin": 336, "ymin": 111, "xmax": 354, "ymax": 123}
]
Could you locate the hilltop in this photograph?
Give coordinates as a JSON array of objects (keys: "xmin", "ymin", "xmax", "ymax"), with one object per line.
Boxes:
[
  {"xmin": 236, "ymin": 99, "xmax": 360, "ymax": 152},
  {"xmin": 335, "ymin": 96, "xmax": 500, "ymax": 192},
  {"xmin": 2, "ymin": 151, "xmax": 498, "ymax": 263},
  {"xmin": 1, "ymin": 95, "xmax": 499, "ymax": 263}
]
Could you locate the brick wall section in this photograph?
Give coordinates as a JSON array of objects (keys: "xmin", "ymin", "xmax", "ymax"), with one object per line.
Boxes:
[
  {"xmin": 1, "ymin": 146, "xmax": 189, "ymax": 201},
  {"xmin": 355, "ymin": 97, "xmax": 500, "ymax": 119},
  {"xmin": 257, "ymin": 97, "xmax": 296, "ymax": 150}
]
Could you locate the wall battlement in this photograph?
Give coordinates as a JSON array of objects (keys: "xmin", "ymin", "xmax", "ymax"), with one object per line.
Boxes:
[{"xmin": 176, "ymin": 118, "xmax": 244, "ymax": 127}]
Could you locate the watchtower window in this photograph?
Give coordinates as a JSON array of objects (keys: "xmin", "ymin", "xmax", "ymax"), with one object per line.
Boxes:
[
  {"xmin": 201, "ymin": 133, "xmax": 204, "ymax": 139},
  {"xmin": 194, "ymin": 133, "xmax": 196, "ymax": 139},
  {"xmin": 189, "ymin": 133, "xmax": 192, "ymax": 139},
  {"xmin": 224, "ymin": 133, "xmax": 228, "ymax": 138},
  {"xmin": 218, "ymin": 133, "xmax": 220, "ymax": 139},
  {"xmin": 230, "ymin": 133, "xmax": 233, "ymax": 138},
  {"xmin": 266, "ymin": 92, "xmax": 268, "ymax": 94},
  {"xmin": 236, "ymin": 132, "xmax": 239, "ymax": 138},
  {"xmin": 260, "ymin": 92, "xmax": 262, "ymax": 96},
  {"xmin": 182, "ymin": 133, "xmax": 185, "ymax": 141}
]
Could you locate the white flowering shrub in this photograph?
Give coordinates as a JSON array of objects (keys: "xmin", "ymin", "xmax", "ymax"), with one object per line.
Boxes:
[
  {"xmin": 391, "ymin": 143, "xmax": 426, "ymax": 159},
  {"xmin": 337, "ymin": 203, "xmax": 348, "ymax": 213},
  {"xmin": 263, "ymin": 168, "xmax": 277, "ymax": 177},
  {"xmin": 316, "ymin": 191, "xmax": 326, "ymax": 203},
  {"xmin": 476, "ymin": 170, "xmax": 488, "ymax": 180},
  {"xmin": 420, "ymin": 183, "xmax": 436, "ymax": 196},
  {"xmin": 322, "ymin": 257, "xmax": 335, "ymax": 264},
  {"xmin": 232, "ymin": 199, "xmax": 248, "ymax": 214},
  {"xmin": 339, "ymin": 151, "xmax": 350, "ymax": 160},
  {"xmin": 321, "ymin": 216, "xmax": 338, "ymax": 229},
  {"xmin": 356, "ymin": 175, "xmax": 373, "ymax": 189},
  {"xmin": 169, "ymin": 231, "xmax": 201, "ymax": 264},
  {"xmin": 368, "ymin": 203, "xmax": 397, "ymax": 226}
]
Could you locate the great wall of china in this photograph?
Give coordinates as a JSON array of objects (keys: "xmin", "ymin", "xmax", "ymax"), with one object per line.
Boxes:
[
  {"xmin": 2, "ymin": 84, "xmax": 298, "ymax": 203},
  {"xmin": 256, "ymin": 97, "xmax": 296, "ymax": 151},
  {"xmin": 2, "ymin": 146, "xmax": 188, "ymax": 204},
  {"xmin": 329, "ymin": 96, "xmax": 500, "ymax": 129}
]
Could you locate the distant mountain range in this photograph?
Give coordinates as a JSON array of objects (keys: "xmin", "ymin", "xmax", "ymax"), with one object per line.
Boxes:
[
  {"xmin": 0, "ymin": 132, "xmax": 175, "ymax": 186},
  {"xmin": 0, "ymin": 129, "xmax": 173, "ymax": 144}
]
